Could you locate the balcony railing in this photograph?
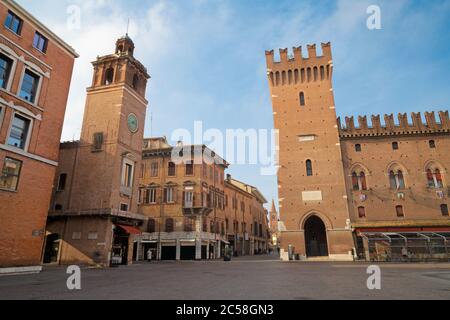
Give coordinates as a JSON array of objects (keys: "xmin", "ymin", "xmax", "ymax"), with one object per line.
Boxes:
[{"xmin": 182, "ymin": 192, "xmax": 213, "ymax": 215}]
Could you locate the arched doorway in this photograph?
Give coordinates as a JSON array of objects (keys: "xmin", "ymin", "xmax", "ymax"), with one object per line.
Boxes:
[{"xmin": 304, "ymin": 215, "xmax": 329, "ymax": 257}]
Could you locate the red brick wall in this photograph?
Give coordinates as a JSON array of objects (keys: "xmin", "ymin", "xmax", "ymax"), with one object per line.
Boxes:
[{"xmin": 0, "ymin": 1, "xmax": 76, "ymax": 268}]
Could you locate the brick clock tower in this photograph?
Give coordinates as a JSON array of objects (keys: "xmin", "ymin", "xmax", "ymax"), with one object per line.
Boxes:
[
  {"xmin": 70, "ymin": 35, "xmax": 150, "ymax": 214},
  {"xmin": 266, "ymin": 43, "xmax": 354, "ymax": 261}
]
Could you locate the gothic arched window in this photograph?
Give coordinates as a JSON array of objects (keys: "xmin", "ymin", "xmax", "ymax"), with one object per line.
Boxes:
[
  {"xmin": 306, "ymin": 160, "xmax": 313, "ymax": 177},
  {"xmin": 389, "ymin": 170, "xmax": 405, "ymax": 190},
  {"xmin": 427, "ymin": 168, "xmax": 444, "ymax": 189},
  {"xmin": 352, "ymin": 171, "xmax": 367, "ymax": 191}
]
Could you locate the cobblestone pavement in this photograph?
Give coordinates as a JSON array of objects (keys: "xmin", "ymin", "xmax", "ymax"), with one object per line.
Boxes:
[{"xmin": 1, "ymin": 255, "xmax": 450, "ymax": 300}]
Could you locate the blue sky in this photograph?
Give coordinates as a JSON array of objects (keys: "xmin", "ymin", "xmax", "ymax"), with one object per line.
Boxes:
[{"xmin": 17, "ymin": 0, "xmax": 450, "ymax": 211}]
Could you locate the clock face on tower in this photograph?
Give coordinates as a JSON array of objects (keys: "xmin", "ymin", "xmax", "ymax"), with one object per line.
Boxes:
[{"xmin": 127, "ymin": 113, "xmax": 139, "ymax": 133}]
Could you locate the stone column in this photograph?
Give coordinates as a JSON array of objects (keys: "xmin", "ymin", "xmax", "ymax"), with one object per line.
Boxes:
[
  {"xmin": 195, "ymin": 239, "xmax": 202, "ymax": 260},
  {"xmin": 136, "ymin": 241, "xmax": 141, "ymax": 262},
  {"xmin": 216, "ymin": 240, "xmax": 221, "ymax": 258},
  {"xmin": 157, "ymin": 241, "xmax": 162, "ymax": 260},
  {"xmin": 176, "ymin": 239, "xmax": 181, "ymax": 261},
  {"xmin": 363, "ymin": 237, "xmax": 370, "ymax": 262}
]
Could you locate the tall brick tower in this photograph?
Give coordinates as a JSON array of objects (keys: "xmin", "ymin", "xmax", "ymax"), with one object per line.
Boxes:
[
  {"xmin": 69, "ymin": 35, "xmax": 150, "ymax": 214},
  {"xmin": 266, "ymin": 43, "xmax": 354, "ymax": 261},
  {"xmin": 46, "ymin": 36, "xmax": 150, "ymax": 266}
]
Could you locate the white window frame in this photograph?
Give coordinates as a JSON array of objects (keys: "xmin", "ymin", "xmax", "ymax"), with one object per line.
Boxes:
[
  {"xmin": 6, "ymin": 111, "xmax": 33, "ymax": 152},
  {"xmin": 17, "ymin": 66, "xmax": 43, "ymax": 107},
  {"xmin": 0, "ymin": 44, "xmax": 19, "ymax": 93},
  {"xmin": 150, "ymin": 161, "xmax": 159, "ymax": 177},
  {"xmin": 148, "ymin": 188, "xmax": 157, "ymax": 204},
  {"xmin": 165, "ymin": 187, "xmax": 174, "ymax": 203},
  {"xmin": 0, "ymin": 105, "xmax": 4, "ymax": 132},
  {"xmin": 0, "ymin": 51, "xmax": 18, "ymax": 93},
  {"xmin": 121, "ymin": 157, "xmax": 135, "ymax": 188}
]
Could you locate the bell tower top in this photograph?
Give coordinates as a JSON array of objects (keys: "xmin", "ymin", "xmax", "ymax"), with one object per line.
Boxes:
[
  {"xmin": 115, "ymin": 34, "xmax": 135, "ymax": 56},
  {"xmin": 89, "ymin": 35, "xmax": 150, "ymax": 98}
]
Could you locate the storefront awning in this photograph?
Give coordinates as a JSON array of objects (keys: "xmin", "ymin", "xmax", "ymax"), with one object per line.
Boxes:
[{"xmin": 116, "ymin": 224, "xmax": 142, "ymax": 235}]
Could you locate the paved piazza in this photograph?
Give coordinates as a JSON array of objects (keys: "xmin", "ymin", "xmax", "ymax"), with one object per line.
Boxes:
[{"xmin": 1, "ymin": 255, "xmax": 450, "ymax": 300}]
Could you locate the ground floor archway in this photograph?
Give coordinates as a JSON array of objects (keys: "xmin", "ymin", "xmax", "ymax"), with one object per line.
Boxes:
[{"xmin": 304, "ymin": 215, "xmax": 329, "ymax": 257}]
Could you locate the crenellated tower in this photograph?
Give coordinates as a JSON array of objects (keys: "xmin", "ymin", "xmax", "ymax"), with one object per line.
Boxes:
[{"xmin": 266, "ymin": 43, "xmax": 354, "ymax": 260}]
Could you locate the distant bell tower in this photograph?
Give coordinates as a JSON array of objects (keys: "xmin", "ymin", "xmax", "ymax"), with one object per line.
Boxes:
[
  {"xmin": 266, "ymin": 43, "xmax": 354, "ymax": 260},
  {"xmin": 69, "ymin": 35, "xmax": 150, "ymax": 214}
]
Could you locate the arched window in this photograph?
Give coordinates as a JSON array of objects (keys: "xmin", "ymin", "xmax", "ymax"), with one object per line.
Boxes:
[
  {"xmin": 299, "ymin": 92, "xmax": 305, "ymax": 106},
  {"xmin": 307, "ymin": 68, "xmax": 312, "ymax": 82},
  {"xmin": 352, "ymin": 172, "xmax": 359, "ymax": 190},
  {"xmin": 275, "ymin": 72, "xmax": 280, "ymax": 86},
  {"xmin": 104, "ymin": 67, "xmax": 114, "ymax": 85},
  {"xmin": 389, "ymin": 170, "xmax": 405, "ymax": 190},
  {"xmin": 355, "ymin": 144, "xmax": 362, "ymax": 152},
  {"xmin": 397, "ymin": 171, "xmax": 405, "ymax": 189},
  {"xmin": 320, "ymin": 66, "xmax": 325, "ymax": 80},
  {"xmin": 392, "ymin": 142, "xmax": 399, "ymax": 150},
  {"xmin": 352, "ymin": 171, "xmax": 367, "ymax": 191},
  {"xmin": 441, "ymin": 204, "xmax": 449, "ymax": 216},
  {"xmin": 360, "ymin": 172, "xmax": 367, "ymax": 190},
  {"xmin": 429, "ymin": 140, "xmax": 436, "ymax": 149},
  {"xmin": 165, "ymin": 218, "xmax": 174, "ymax": 232},
  {"xmin": 300, "ymin": 68, "xmax": 305, "ymax": 83},
  {"xmin": 358, "ymin": 206, "xmax": 366, "ymax": 218},
  {"xmin": 132, "ymin": 74, "xmax": 139, "ymax": 90},
  {"xmin": 396, "ymin": 205, "xmax": 404, "ymax": 217},
  {"xmin": 427, "ymin": 168, "xmax": 443, "ymax": 189},
  {"xmin": 147, "ymin": 219, "xmax": 156, "ymax": 233},
  {"xmin": 306, "ymin": 160, "xmax": 313, "ymax": 177},
  {"xmin": 313, "ymin": 67, "xmax": 318, "ymax": 81}
]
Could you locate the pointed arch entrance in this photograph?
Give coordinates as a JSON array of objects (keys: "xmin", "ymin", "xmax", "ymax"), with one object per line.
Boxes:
[{"xmin": 304, "ymin": 215, "xmax": 329, "ymax": 257}]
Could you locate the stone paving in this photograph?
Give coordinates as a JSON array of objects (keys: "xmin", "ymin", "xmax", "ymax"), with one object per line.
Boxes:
[{"xmin": 1, "ymin": 254, "xmax": 449, "ymax": 300}]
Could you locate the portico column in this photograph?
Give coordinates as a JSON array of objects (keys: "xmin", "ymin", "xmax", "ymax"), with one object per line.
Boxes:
[
  {"xmin": 195, "ymin": 238, "xmax": 202, "ymax": 260},
  {"xmin": 136, "ymin": 241, "xmax": 141, "ymax": 262},
  {"xmin": 216, "ymin": 240, "xmax": 221, "ymax": 258},
  {"xmin": 157, "ymin": 241, "xmax": 162, "ymax": 260},
  {"xmin": 363, "ymin": 236, "xmax": 370, "ymax": 262},
  {"xmin": 176, "ymin": 239, "xmax": 181, "ymax": 261}
]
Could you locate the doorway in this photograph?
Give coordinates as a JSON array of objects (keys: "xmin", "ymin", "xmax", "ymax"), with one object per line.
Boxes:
[
  {"xmin": 43, "ymin": 233, "xmax": 61, "ymax": 264},
  {"xmin": 112, "ymin": 227, "xmax": 129, "ymax": 265},
  {"xmin": 304, "ymin": 215, "xmax": 329, "ymax": 257}
]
